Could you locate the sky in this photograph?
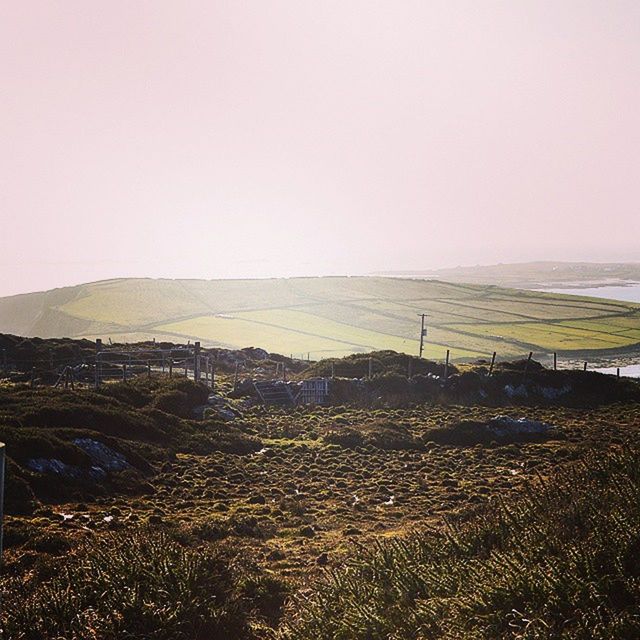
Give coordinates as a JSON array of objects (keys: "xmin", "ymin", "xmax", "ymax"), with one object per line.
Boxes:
[{"xmin": 1, "ymin": 0, "xmax": 639, "ymax": 296}]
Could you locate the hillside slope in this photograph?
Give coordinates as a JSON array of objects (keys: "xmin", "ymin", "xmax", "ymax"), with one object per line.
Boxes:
[
  {"xmin": 1, "ymin": 277, "xmax": 640, "ymax": 359},
  {"xmin": 377, "ymin": 261, "xmax": 640, "ymax": 288}
]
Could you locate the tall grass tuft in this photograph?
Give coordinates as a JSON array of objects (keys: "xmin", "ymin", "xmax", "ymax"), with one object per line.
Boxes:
[{"xmin": 2, "ymin": 529, "xmax": 265, "ymax": 640}]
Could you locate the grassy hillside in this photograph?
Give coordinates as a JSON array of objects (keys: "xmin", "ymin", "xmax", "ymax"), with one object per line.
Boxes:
[
  {"xmin": 377, "ymin": 261, "xmax": 640, "ymax": 288},
  {"xmin": 2, "ymin": 276, "xmax": 640, "ymax": 359}
]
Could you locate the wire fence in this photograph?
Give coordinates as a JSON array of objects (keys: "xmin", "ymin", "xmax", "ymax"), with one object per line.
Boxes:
[{"xmin": 1, "ymin": 339, "xmax": 637, "ymax": 390}]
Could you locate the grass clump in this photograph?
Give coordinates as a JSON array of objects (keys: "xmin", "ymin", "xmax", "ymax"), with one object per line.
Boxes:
[
  {"xmin": 323, "ymin": 418, "xmax": 422, "ymax": 450},
  {"xmin": 1, "ymin": 529, "xmax": 283, "ymax": 640},
  {"xmin": 280, "ymin": 445, "xmax": 640, "ymax": 639}
]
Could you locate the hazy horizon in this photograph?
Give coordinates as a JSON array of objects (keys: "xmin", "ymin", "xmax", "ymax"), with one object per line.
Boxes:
[{"xmin": 2, "ymin": 1, "xmax": 639, "ymax": 297}]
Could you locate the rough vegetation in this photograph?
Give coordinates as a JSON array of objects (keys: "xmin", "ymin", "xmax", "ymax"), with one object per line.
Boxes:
[
  {"xmin": 281, "ymin": 446, "xmax": 640, "ymax": 640},
  {"xmin": 0, "ymin": 376, "xmax": 259, "ymax": 510},
  {"xmin": 2, "ymin": 339, "xmax": 640, "ymax": 639}
]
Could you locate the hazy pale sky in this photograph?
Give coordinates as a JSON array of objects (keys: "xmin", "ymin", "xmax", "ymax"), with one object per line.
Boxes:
[{"xmin": 1, "ymin": 1, "xmax": 639, "ymax": 296}]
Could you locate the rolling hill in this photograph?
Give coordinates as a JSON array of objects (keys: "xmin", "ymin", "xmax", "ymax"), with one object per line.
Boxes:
[
  {"xmin": 1, "ymin": 276, "xmax": 640, "ymax": 360},
  {"xmin": 376, "ymin": 261, "xmax": 640, "ymax": 289}
]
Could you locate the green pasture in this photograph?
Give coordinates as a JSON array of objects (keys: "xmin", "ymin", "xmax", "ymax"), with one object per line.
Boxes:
[{"xmin": 2, "ymin": 276, "xmax": 639, "ymax": 359}]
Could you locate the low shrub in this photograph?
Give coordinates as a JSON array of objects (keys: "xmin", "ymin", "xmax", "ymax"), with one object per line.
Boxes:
[
  {"xmin": 323, "ymin": 419, "xmax": 421, "ymax": 450},
  {"xmin": 1, "ymin": 530, "xmax": 266, "ymax": 640}
]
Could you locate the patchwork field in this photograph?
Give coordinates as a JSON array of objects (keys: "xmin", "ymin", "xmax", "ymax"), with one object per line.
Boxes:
[{"xmin": 2, "ymin": 276, "xmax": 640, "ymax": 360}]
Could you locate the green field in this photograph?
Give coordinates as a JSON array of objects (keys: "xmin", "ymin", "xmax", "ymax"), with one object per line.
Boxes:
[{"xmin": 1, "ymin": 276, "xmax": 640, "ymax": 359}]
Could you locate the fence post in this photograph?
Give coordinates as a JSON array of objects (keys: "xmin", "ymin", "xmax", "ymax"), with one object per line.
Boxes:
[
  {"xmin": 617, "ymin": 367, "xmax": 621, "ymax": 379},
  {"xmin": 95, "ymin": 339, "xmax": 102, "ymax": 389},
  {"xmin": 522, "ymin": 351, "xmax": 533, "ymax": 384},
  {"xmin": 0, "ymin": 442, "xmax": 4, "ymax": 568},
  {"xmin": 194, "ymin": 342, "xmax": 201, "ymax": 382},
  {"xmin": 169, "ymin": 359, "xmax": 173, "ymax": 379},
  {"xmin": 553, "ymin": 352, "xmax": 557, "ymax": 371},
  {"xmin": 444, "ymin": 349, "xmax": 450, "ymax": 386},
  {"xmin": 122, "ymin": 364, "xmax": 127, "ymax": 382},
  {"xmin": 489, "ymin": 351, "xmax": 496, "ymax": 376},
  {"xmin": 583, "ymin": 362, "xmax": 588, "ymax": 371}
]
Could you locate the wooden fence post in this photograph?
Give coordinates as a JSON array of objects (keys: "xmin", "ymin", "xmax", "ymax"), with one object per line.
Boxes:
[
  {"xmin": 617, "ymin": 367, "xmax": 621, "ymax": 379},
  {"xmin": 95, "ymin": 339, "xmax": 102, "ymax": 389},
  {"xmin": 553, "ymin": 352, "xmax": 557, "ymax": 371},
  {"xmin": 489, "ymin": 351, "xmax": 496, "ymax": 376},
  {"xmin": 169, "ymin": 359, "xmax": 173, "ymax": 379},
  {"xmin": 194, "ymin": 342, "xmax": 201, "ymax": 382},
  {"xmin": 583, "ymin": 362, "xmax": 588, "ymax": 371},
  {"xmin": 444, "ymin": 349, "xmax": 450, "ymax": 386},
  {"xmin": 122, "ymin": 364, "xmax": 127, "ymax": 382},
  {"xmin": 522, "ymin": 351, "xmax": 533, "ymax": 384}
]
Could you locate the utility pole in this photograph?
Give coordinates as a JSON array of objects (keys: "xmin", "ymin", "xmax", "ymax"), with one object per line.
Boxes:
[{"xmin": 418, "ymin": 314, "xmax": 428, "ymax": 359}]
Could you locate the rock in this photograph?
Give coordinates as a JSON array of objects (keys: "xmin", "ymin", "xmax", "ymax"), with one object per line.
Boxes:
[
  {"xmin": 72, "ymin": 439, "xmax": 129, "ymax": 471},
  {"xmin": 315, "ymin": 552, "xmax": 329, "ymax": 566},
  {"xmin": 300, "ymin": 525, "xmax": 316, "ymax": 538},
  {"xmin": 504, "ymin": 384, "xmax": 528, "ymax": 398},
  {"xmin": 540, "ymin": 385, "xmax": 572, "ymax": 399},
  {"xmin": 486, "ymin": 415, "xmax": 551, "ymax": 438},
  {"xmin": 26, "ymin": 458, "xmax": 107, "ymax": 482},
  {"xmin": 218, "ymin": 408, "xmax": 237, "ymax": 421}
]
